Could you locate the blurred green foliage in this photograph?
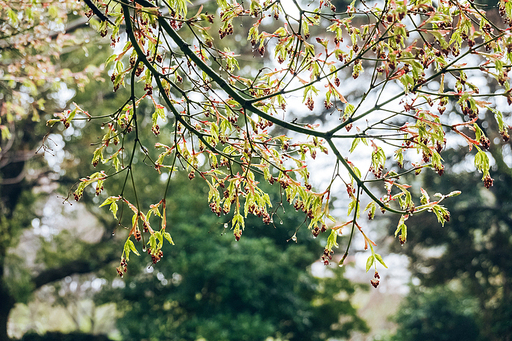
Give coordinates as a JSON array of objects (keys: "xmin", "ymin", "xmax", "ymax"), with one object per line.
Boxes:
[{"xmin": 391, "ymin": 286, "xmax": 479, "ymax": 341}]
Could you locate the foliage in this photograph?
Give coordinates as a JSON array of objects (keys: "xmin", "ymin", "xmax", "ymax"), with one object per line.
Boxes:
[
  {"xmin": 0, "ymin": 0, "xmax": 102, "ymax": 256},
  {"xmin": 0, "ymin": 0, "xmax": 100, "ymax": 145},
  {"xmin": 391, "ymin": 286, "xmax": 480, "ymax": 341},
  {"xmin": 0, "ymin": 1, "xmax": 105, "ymax": 339},
  {"xmin": 386, "ymin": 138, "xmax": 512, "ymax": 340},
  {"xmin": 96, "ymin": 173, "xmax": 368, "ymax": 341},
  {"xmin": 0, "ymin": 11, "xmax": 368, "ymax": 336},
  {"xmin": 58, "ymin": 0, "xmax": 512, "ymax": 285}
]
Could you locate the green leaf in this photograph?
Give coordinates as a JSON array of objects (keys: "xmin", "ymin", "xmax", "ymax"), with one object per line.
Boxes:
[
  {"xmin": 105, "ymin": 54, "xmax": 118, "ymax": 67},
  {"xmin": 474, "ymin": 148, "xmax": 490, "ymax": 178},
  {"xmin": 148, "ymin": 234, "xmax": 157, "ymax": 252},
  {"xmin": 127, "ymin": 239, "xmax": 140, "ymax": 256},
  {"xmin": 344, "ymin": 103, "xmax": 355, "ymax": 117},
  {"xmin": 163, "ymin": 231, "xmax": 175, "ymax": 245},
  {"xmin": 326, "ymin": 229, "xmax": 338, "ymax": 250},
  {"xmin": 375, "ymin": 254, "xmax": 388, "ymax": 268},
  {"xmin": 100, "ymin": 196, "xmax": 119, "ymax": 219},
  {"xmin": 349, "ymin": 138, "xmax": 360, "ymax": 153},
  {"xmin": 365, "ymin": 255, "xmax": 375, "ymax": 272},
  {"xmin": 110, "ymin": 202, "xmax": 118, "ymax": 219},
  {"xmin": 155, "ymin": 231, "xmax": 163, "ymax": 248},
  {"xmin": 124, "ymin": 239, "xmax": 131, "ymax": 261}
]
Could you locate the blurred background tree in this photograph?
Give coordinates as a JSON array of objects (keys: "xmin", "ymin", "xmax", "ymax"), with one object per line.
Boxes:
[
  {"xmin": 0, "ymin": 2, "xmax": 111, "ymax": 339},
  {"xmin": 391, "ymin": 286, "xmax": 480, "ymax": 341}
]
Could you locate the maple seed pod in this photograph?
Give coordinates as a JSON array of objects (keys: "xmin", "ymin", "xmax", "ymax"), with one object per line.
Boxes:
[
  {"xmin": 305, "ymin": 97, "xmax": 314, "ymax": 111},
  {"xmin": 279, "ymin": 179, "xmax": 289, "ymax": 189},
  {"xmin": 435, "ymin": 141, "xmax": 443, "ymax": 153},
  {"xmin": 370, "ymin": 278, "xmax": 380, "ymax": 288}
]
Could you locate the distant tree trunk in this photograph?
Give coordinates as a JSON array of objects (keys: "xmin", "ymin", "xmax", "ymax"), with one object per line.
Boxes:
[
  {"xmin": 0, "ymin": 257, "xmax": 15, "ymax": 341},
  {"xmin": 0, "ymin": 141, "xmax": 27, "ymax": 341}
]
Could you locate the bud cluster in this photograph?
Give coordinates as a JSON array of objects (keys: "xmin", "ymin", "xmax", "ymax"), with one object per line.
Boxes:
[
  {"xmin": 322, "ymin": 248, "xmax": 334, "ymax": 265},
  {"xmin": 116, "ymin": 258, "xmax": 128, "ymax": 278},
  {"xmin": 370, "ymin": 271, "xmax": 380, "ymax": 288}
]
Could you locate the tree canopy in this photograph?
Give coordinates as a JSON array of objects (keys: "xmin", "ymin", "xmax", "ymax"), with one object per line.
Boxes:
[{"xmin": 49, "ymin": 0, "xmax": 512, "ymax": 285}]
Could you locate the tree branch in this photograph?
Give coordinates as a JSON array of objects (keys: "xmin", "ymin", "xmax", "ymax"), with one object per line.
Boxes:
[
  {"xmin": 83, "ymin": 0, "xmax": 114, "ymax": 25},
  {"xmin": 32, "ymin": 253, "xmax": 117, "ymax": 289}
]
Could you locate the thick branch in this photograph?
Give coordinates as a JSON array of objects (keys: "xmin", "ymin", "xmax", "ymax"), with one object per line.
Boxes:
[
  {"xmin": 127, "ymin": 0, "xmax": 325, "ymax": 138},
  {"xmin": 33, "ymin": 253, "xmax": 117, "ymax": 289},
  {"xmin": 83, "ymin": 0, "xmax": 114, "ymax": 25}
]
